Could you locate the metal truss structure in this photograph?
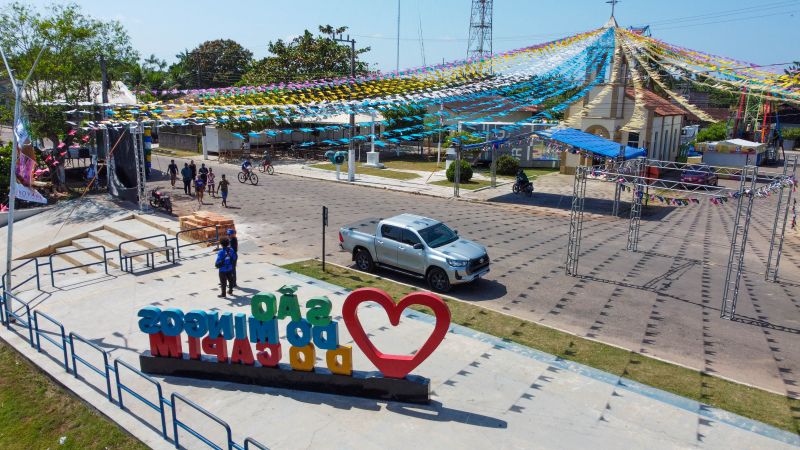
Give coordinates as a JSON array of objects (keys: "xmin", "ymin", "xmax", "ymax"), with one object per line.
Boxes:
[
  {"xmin": 565, "ymin": 157, "xmax": 798, "ymax": 320},
  {"xmin": 131, "ymin": 122, "xmax": 149, "ymax": 211}
]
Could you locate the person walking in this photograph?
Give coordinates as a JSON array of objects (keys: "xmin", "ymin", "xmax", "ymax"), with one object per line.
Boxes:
[
  {"xmin": 227, "ymin": 229, "xmax": 238, "ymax": 288},
  {"xmin": 189, "ymin": 160, "xmax": 197, "ymax": 183},
  {"xmin": 215, "ymin": 237, "xmax": 237, "ymax": 298},
  {"xmin": 195, "ymin": 176, "xmax": 205, "ymax": 205},
  {"xmin": 199, "ymin": 163, "xmax": 209, "ymax": 182},
  {"xmin": 181, "ymin": 163, "xmax": 192, "ymax": 196},
  {"xmin": 207, "ymin": 168, "xmax": 216, "ymax": 197},
  {"xmin": 218, "ymin": 174, "xmax": 230, "ymax": 207},
  {"xmin": 167, "ymin": 160, "xmax": 179, "ymax": 188}
]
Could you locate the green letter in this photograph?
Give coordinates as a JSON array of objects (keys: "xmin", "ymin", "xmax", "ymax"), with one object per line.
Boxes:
[{"xmin": 306, "ymin": 296, "xmax": 332, "ymax": 326}]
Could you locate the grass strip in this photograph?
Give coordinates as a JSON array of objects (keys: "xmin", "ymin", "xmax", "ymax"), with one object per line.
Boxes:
[
  {"xmin": 430, "ymin": 179, "xmax": 495, "ymax": 190},
  {"xmin": 282, "ymin": 259, "xmax": 800, "ymax": 434},
  {"xmin": 309, "ymin": 163, "xmax": 420, "ymax": 181},
  {"xmin": 0, "ymin": 341, "xmax": 148, "ymax": 450}
]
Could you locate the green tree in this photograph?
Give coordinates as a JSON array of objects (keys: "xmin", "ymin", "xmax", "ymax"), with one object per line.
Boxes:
[
  {"xmin": 695, "ymin": 121, "xmax": 728, "ymax": 143},
  {"xmin": 0, "ymin": 2, "xmax": 137, "ymax": 145},
  {"xmin": 240, "ymin": 25, "xmax": 370, "ymax": 85},
  {"xmin": 180, "ymin": 39, "xmax": 253, "ymax": 89},
  {"xmin": 785, "ymin": 61, "xmax": 800, "ymax": 77}
]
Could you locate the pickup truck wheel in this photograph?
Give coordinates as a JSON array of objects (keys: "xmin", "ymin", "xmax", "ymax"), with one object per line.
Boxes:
[
  {"xmin": 354, "ymin": 249, "xmax": 375, "ymax": 272},
  {"xmin": 427, "ymin": 268, "xmax": 451, "ymax": 293}
]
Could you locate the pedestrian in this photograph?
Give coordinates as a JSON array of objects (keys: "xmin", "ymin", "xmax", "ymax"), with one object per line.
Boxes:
[
  {"xmin": 215, "ymin": 237, "xmax": 237, "ymax": 298},
  {"xmin": 207, "ymin": 168, "xmax": 216, "ymax": 197},
  {"xmin": 167, "ymin": 159, "xmax": 179, "ymax": 188},
  {"xmin": 189, "ymin": 160, "xmax": 197, "ymax": 182},
  {"xmin": 227, "ymin": 229, "xmax": 238, "ymax": 287},
  {"xmin": 195, "ymin": 176, "xmax": 205, "ymax": 205},
  {"xmin": 199, "ymin": 163, "xmax": 209, "ymax": 182},
  {"xmin": 218, "ymin": 174, "xmax": 230, "ymax": 207},
  {"xmin": 181, "ymin": 163, "xmax": 192, "ymax": 196}
]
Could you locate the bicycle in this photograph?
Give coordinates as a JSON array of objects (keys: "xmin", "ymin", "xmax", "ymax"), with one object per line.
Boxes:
[
  {"xmin": 238, "ymin": 169, "xmax": 259, "ymax": 185},
  {"xmin": 258, "ymin": 157, "xmax": 274, "ymax": 175}
]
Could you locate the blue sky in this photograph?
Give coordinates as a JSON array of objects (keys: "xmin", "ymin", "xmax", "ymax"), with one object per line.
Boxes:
[{"xmin": 17, "ymin": 0, "xmax": 800, "ymax": 72}]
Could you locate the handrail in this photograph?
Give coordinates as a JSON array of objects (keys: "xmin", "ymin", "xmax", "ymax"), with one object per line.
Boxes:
[
  {"xmin": 244, "ymin": 437, "xmax": 270, "ymax": 450},
  {"xmin": 114, "ymin": 358, "xmax": 168, "ymax": 438},
  {"xmin": 49, "ymin": 245, "xmax": 109, "ymax": 287},
  {"xmin": 33, "ymin": 310, "xmax": 69, "ymax": 371},
  {"xmin": 69, "ymin": 332, "xmax": 113, "ymax": 402},
  {"xmin": 171, "ymin": 392, "xmax": 234, "ymax": 450},
  {"xmin": 3, "ymin": 291, "xmax": 34, "ymax": 346},
  {"xmin": 176, "ymin": 225, "xmax": 220, "ymax": 258},
  {"xmin": 2, "ymin": 257, "xmax": 41, "ymax": 293},
  {"xmin": 118, "ymin": 233, "xmax": 169, "ymax": 256}
]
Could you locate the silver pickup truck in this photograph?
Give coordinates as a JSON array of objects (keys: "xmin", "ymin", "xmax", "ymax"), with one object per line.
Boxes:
[{"xmin": 339, "ymin": 214, "xmax": 490, "ymax": 292}]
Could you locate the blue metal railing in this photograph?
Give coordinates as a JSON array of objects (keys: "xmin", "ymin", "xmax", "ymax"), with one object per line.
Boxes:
[
  {"xmin": 3, "ymin": 291, "xmax": 34, "ymax": 346},
  {"xmin": 244, "ymin": 437, "xmax": 270, "ymax": 450},
  {"xmin": 114, "ymin": 358, "xmax": 168, "ymax": 438},
  {"xmin": 33, "ymin": 310, "xmax": 69, "ymax": 371},
  {"xmin": 175, "ymin": 225, "xmax": 220, "ymax": 258},
  {"xmin": 171, "ymin": 392, "xmax": 234, "ymax": 450},
  {"xmin": 49, "ymin": 246, "xmax": 109, "ymax": 287},
  {"xmin": 2, "ymin": 257, "xmax": 41, "ymax": 293},
  {"xmin": 69, "ymin": 332, "xmax": 112, "ymax": 402}
]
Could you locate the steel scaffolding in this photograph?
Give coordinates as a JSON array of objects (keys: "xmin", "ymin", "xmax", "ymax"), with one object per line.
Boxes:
[
  {"xmin": 765, "ymin": 156, "xmax": 798, "ymax": 282},
  {"xmin": 565, "ymin": 166, "xmax": 587, "ymax": 276},
  {"xmin": 565, "ymin": 157, "xmax": 795, "ymax": 321},
  {"xmin": 131, "ymin": 123, "xmax": 148, "ymax": 211}
]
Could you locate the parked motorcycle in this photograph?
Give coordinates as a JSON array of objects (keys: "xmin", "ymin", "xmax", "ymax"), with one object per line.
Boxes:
[
  {"xmin": 149, "ymin": 189, "xmax": 173, "ymax": 214},
  {"xmin": 512, "ymin": 180, "xmax": 534, "ymax": 197}
]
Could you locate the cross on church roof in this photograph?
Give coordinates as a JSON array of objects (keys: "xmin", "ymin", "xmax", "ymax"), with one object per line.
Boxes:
[{"xmin": 606, "ymin": 0, "xmax": 620, "ymax": 18}]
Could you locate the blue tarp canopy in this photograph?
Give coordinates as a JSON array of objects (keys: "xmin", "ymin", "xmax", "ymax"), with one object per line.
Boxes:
[{"xmin": 535, "ymin": 128, "xmax": 646, "ymax": 159}]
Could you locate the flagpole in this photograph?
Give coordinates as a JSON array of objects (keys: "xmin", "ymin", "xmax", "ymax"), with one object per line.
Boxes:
[{"xmin": 2, "ymin": 44, "xmax": 46, "ymax": 295}]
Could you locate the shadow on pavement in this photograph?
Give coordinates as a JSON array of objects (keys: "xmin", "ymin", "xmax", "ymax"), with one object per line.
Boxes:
[
  {"xmin": 486, "ymin": 191, "xmax": 675, "ymax": 221},
  {"xmin": 363, "ymin": 266, "xmax": 507, "ymax": 302}
]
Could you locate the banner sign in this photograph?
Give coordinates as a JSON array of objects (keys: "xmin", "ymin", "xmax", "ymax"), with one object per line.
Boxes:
[{"xmin": 13, "ymin": 117, "xmax": 47, "ymax": 204}]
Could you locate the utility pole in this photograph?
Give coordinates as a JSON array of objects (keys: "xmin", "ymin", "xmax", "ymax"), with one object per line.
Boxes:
[
  {"xmin": 396, "ymin": 0, "xmax": 401, "ymax": 72},
  {"xmin": 100, "ymin": 54, "xmax": 109, "ymax": 104},
  {"xmin": 332, "ymin": 33, "xmax": 357, "ymax": 182}
]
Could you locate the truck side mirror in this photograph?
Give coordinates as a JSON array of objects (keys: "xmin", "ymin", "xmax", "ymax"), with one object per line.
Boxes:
[{"xmin": 413, "ymin": 243, "xmax": 424, "ymax": 250}]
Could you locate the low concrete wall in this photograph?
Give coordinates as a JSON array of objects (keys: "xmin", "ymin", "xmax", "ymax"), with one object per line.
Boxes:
[
  {"xmin": 0, "ymin": 206, "xmax": 53, "ymax": 228},
  {"xmin": 160, "ymin": 132, "xmax": 200, "ymax": 152}
]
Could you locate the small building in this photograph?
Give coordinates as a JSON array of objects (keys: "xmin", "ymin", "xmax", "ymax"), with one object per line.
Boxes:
[
  {"xmin": 564, "ymin": 87, "xmax": 690, "ymax": 162},
  {"xmin": 695, "ymin": 139, "xmax": 766, "ymax": 167}
]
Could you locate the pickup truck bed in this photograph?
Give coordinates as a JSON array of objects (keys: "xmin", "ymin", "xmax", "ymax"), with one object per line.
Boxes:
[{"xmin": 342, "ymin": 218, "xmax": 382, "ymax": 235}]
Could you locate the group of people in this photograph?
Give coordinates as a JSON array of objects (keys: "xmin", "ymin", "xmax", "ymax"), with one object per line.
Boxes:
[{"xmin": 167, "ymin": 160, "xmax": 231, "ymax": 207}]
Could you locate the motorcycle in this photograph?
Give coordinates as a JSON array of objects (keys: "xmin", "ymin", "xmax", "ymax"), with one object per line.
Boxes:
[
  {"xmin": 149, "ymin": 189, "xmax": 173, "ymax": 214},
  {"xmin": 512, "ymin": 180, "xmax": 534, "ymax": 197}
]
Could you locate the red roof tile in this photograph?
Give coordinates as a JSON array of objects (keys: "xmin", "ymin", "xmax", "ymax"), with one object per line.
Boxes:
[{"xmin": 625, "ymin": 88, "xmax": 689, "ymax": 116}]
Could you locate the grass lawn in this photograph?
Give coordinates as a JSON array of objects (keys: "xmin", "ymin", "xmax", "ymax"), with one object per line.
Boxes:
[
  {"xmin": 153, "ymin": 147, "xmax": 202, "ymax": 158},
  {"xmin": 282, "ymin": 259, "xmax": 800, "ymax": 434},
  {"xmin": 430, "ymin": 179, "xmax": 495, "ymax": 190},
  {"xmin": 381, "ymin": 160, "xmax": 443, "ymax": 172},
  {"xmin": 0, "ymin": 341, "xmax": 148, "ymax": 450},
  {"xmin": 309, "ymin": 163, "xmax": 420, "ymax": 181}
]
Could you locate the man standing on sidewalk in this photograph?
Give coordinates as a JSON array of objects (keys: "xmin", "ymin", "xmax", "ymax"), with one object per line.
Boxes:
[
  {"xmin": 227, "ymin": 229, "xmax": 238, "ymax": 288},
  {"xmin": 189, "ymin": 160, "xmax": 197, "ymax": 184},
  {"xmin": 168, "ymin": 160, "xmax": 179, "ymax": 188},
  {"xmin": 215, "ymin": 237, "xmax": 237, "ymax": 298},
  {"xmin": 181, "ymin": 163, "xmax": 192, "ymax": 196}
]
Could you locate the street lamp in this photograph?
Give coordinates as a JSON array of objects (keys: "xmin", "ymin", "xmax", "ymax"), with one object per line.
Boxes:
[{"xmin": 331, "ymin": 33, "xmax": 357, "ymax": 182}]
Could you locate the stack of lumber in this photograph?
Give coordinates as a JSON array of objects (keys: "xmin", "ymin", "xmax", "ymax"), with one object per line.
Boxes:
[{"xmin": 178, "ymin": 211, "xmax": 235, "ymax": 244}]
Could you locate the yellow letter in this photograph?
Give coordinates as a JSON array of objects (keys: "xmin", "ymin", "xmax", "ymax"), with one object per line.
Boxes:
[
  {"xmin": 325, "ymin": 346, "xmax": 352, "ymax": 376},
  {"xmin": 289, "ymin": 344, "xmax": 316, "ymax": 372}
]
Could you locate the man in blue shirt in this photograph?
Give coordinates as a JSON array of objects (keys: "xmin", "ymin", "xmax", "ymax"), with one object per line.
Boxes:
[
  {"xmin": 241, "ymin": 159, "xmax": 252, "ymax": 177},
  {"xmin": 215, "ymin": 237, "xmax": 237, "ymax": 298}
]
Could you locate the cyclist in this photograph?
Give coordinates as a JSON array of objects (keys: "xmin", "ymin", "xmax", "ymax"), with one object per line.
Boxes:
[
  {"xmin": 241, "ymin": 158, "xmax": 252, "ymax": 177},
  {"xmin": 515, "ymin": 169, "xmax": 531, "ymax": 191}
]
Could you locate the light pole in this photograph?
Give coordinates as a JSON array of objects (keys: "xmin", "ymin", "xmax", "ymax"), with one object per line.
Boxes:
[
  {"xmin": 332, "ymin": 33, "xmax": 357, "ymax": 182},
  {"xmin": 1, "ymin": 44, "xmax": 46, "ymax": 295}
]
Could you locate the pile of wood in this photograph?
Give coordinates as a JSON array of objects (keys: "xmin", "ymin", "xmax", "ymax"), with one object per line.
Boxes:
[{"xmin": 178, "ymin": 211, "xmax": 235, "ymax": 244}]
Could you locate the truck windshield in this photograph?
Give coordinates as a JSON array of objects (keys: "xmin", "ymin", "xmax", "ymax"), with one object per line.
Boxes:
[{"xmin": 418, "ymin": 223, "xmax": 458, "ymax": 248}]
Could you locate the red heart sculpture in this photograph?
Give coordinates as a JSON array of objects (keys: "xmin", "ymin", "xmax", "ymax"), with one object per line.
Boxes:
[{"xmin": 343, "ymin": 288, "xmax": 451, "ymax": 379}]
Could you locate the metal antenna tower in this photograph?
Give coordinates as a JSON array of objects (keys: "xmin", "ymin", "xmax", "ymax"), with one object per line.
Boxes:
[{"xmin": 467, "ymin": 0, "xmax": 493, "ymax": 60}]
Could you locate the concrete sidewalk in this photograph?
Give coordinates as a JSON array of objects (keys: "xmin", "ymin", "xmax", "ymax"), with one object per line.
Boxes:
[{"xmin": 1, "ymin": 246, "xmax": 796, "ymax": 449}]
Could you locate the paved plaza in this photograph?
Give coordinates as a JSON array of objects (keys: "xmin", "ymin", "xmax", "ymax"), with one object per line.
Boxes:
[
  {"xmin": 1, "ymin": 243, "xmax": 796, "ymax": 449},
  {"xmin": 151, "ymin": 154, "xmax": 800, "ymax": 398}
]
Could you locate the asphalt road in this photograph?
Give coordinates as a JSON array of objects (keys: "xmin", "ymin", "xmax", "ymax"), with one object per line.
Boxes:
[{"xmin": 150, "ymin": 154, "xmax": 800, "ymax": 397}]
